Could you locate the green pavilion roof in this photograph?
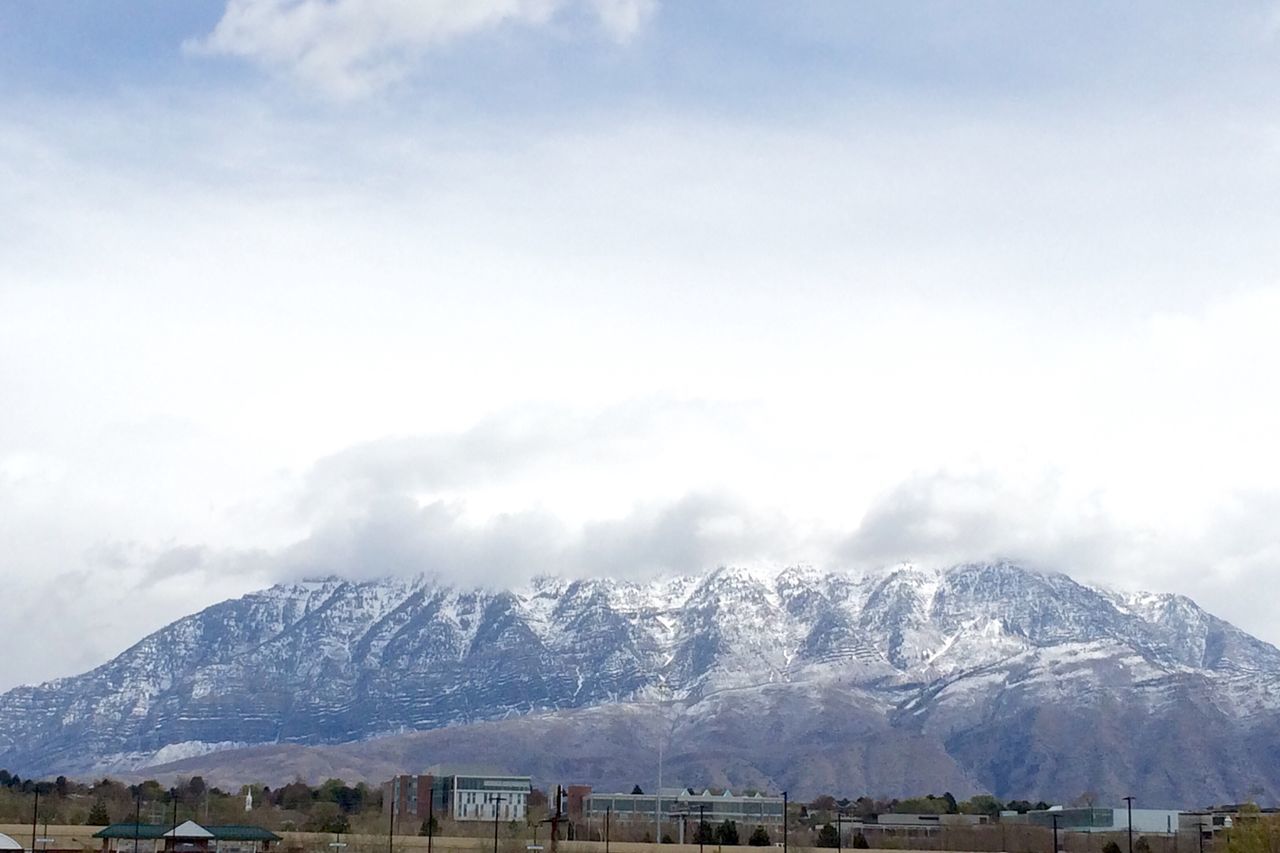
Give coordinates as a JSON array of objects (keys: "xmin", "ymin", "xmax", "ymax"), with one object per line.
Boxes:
[{"xmin": 94, "ymin": 825, "xmax": 280, "ymax": 842}]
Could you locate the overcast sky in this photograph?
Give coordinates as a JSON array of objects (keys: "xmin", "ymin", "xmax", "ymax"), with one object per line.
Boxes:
[{"xmin": 2, "ymin": 1, "xmax": 1280, "ymax": 692}]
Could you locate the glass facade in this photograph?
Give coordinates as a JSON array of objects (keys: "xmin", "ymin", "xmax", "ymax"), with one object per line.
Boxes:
[{"xmin": 584, "ymin": 791, "xmax": 785, "ymax": 825}]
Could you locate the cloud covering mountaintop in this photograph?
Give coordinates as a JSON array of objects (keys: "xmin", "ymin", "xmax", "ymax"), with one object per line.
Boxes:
[{"xmin": 2, "ymin": 1, "xmax": 1280, "ymax": 691}]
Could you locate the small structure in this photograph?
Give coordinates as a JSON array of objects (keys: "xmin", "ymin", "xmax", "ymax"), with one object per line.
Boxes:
[
  {"xmin": 0, "ymin": 833, "xmax": 23, "ymax": 852},
  {"xmin": 94, "ymin": 823, "xmax": 280, "ymax": 853}
]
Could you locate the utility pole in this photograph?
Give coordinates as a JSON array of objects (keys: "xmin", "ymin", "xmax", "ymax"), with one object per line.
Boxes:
[
  {"xmin": 694, "ymin": 804, "xmax": 707, "ymax": 853},
  {"xmin": 1198, "ymin": 819, "xmax": 1206, "ymax": 853},
  {"xmin": 1052, "ymin": 814, "xmax": 1059, "ymax": 853},
  {"xmin": 1122, "ymin": 797, "xmax": 1135, "ymax": 853},
  {"xmin": 605, "ymin": 806, "xmax": 611, "ymax": 853},
  {"xmin": 31, "ymin": 786, "xmax": 39, "ymax": 853}
]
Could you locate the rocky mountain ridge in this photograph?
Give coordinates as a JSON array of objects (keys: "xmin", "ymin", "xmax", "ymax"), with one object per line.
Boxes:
[{"xmin": 3, "ymin": 561, "xmax": 1279, "ymax": 803}]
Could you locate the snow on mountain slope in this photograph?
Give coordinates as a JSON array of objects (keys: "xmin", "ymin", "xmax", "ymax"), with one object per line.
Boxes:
[{"xmin": 2, "ymin": 561, "xmax": 1279, "ymax": 803}]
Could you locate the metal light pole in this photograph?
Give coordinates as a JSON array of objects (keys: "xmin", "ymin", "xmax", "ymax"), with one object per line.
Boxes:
[
  {"xmin": 695, "ymin": 804, "xmax": 707, "ymax": 853},
  {"xmin": 836, "ymin": 813, "xmax": 845, "ymax": 853},
  {"xmin": 782, "ymin": 792, "xmax": 788, "ymax": 853},
  {"xmin": 427, "ymin": 792, "xmax": 434, "ymax": 853},
  {"xmin": 1052, "ymin": 814, "xmax": 1059, "ymax": 853},
  {"xmin": 493, "ymin": 795, "xmax": 506, "ymax": 853},
  {"xmin": 1122, "ymin": 797, "xmax": 1135, "ymax": 853},
  {"xmin": 31, "ymin": 787, "xmax": 39, "ymax": 853},
  {"xmin": 605, "ymin": 807, "xmax": 611, "ymax": 853},
  {"xmin": 134, "ymin": 787, "xmax": 142, "ymax": 853}
]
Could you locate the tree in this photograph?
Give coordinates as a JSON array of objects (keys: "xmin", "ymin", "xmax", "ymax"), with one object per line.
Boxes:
[
  {"xmin": 88, "ymin": 800, "xmax": 112, "ymax": 826},
  {"xmin": 1134, "ymin": 837, "xmax": 1152, "ymax": 853},
  {"xmin": 960, "ymin": 795, "xmax": 1002, "ymax": 817},
  {"xmin": 419, "ymin": 816, "xmax": 439, "ymax": 836},
  {"xmin": 816, "ymin": 824, "xmax": 840, "ymax": 848},
  {"xmin": 694, "ymin": 821, "xmax": 715, "ymax": 844},
  {"xmin": 942, "ymin": 792, "xmax": 958, "ymax": 814},
  {"xmin": 748, "ymin": 827, "xmax": 771, "ymax": 847},
  {"xmin": 852, "ymin": 833, "xmax": 870, "ymax": 849},
  {"xmin": 1102, "ymin": 841, "xmax": 1122, "ymax": 853},
  {"xmin": 714, "ymin": 820, "xmax": 740, "ymax": 846},
  {"xmin": 632, "ymin": 785, "xmax": 645, "ymax": 795},
  {"xmin": 811, "ymin": 796, "xmax": 838, "ymax": 814},
  {"xmin": 304, "ymin": 802, "xmax": 349, "ymax": 834}
]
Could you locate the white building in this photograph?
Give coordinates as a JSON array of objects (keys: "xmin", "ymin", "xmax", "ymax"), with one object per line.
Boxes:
[{"xmin": 448, "ymin": 775, "xmax": 532, "ymax": 822}]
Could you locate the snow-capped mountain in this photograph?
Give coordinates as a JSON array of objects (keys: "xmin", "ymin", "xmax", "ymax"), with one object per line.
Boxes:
[{"xmin": 3, "ymin": 562, "xmax": 1279, "ymax": 803}]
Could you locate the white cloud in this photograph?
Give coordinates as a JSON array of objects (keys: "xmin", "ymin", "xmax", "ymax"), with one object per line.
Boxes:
[{"xmin": 191, "ymin": 0, "xmax": 655, "ymax": 98}]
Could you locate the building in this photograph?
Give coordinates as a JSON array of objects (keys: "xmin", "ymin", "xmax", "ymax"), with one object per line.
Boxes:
[
  {"xmin": 384, "ymin": 774, "xmax": 532, "ymax": 823},
  {"xmin": 1003, "ymin": 808, "xmax": 1183, "ymax": 835},
  {"xmin": 874, "ymin": 814, "xmax": 991, "ymax": 830},
  {"xmin": 93, "ymin": 822, "xmax": 280, "ymax": 853},
  {"xmin": 0, "ymin": 833, "xmax": 22, "ymax": 852},
  {"xmin": 578, "ymin": 787, "xmax": 784, "ymax": 839}
]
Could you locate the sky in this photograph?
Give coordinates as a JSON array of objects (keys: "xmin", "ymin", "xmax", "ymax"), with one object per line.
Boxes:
[{"xmin": 2, "ymin": 0, "xmax": 1280, "ymax": 691}]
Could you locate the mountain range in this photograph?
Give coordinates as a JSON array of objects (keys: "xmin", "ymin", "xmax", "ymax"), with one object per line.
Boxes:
[{"xmin": 3, "ymin": 561, "xmax": 1279, "ymax": 804}]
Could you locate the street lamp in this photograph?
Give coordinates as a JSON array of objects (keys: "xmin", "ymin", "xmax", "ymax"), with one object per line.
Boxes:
[
  {"xmin": 134, "ymin": 787, "xmax": 142, "ymax": 853},
  {"xmin": 1051, "ymin": 814, "xmax": 1059, "ymax": 853},
  {"xmin": 782, "ymin": 792, "xmax": 788, "ymax": 853},
  {"xmin": 493, "ymin": 795, "xmax": 507, "ymax": 853},
  {"xmin": 1122, "ymin": 797, "xmax": 1135, "ymax": 853}
]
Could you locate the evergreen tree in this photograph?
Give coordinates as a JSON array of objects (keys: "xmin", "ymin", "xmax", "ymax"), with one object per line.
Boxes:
[
  {"xmin": 694, "ymin": 821, "xmax": 715, "ymax": 844},
  {"xmin": 88, "ymin": 799, "xmax": 112, "ymax": 826},
  {"xmin": 748, "ymin": 827, "xmax": 771, "ymax": 846},
  {"xmin": 1135, "ymin": 837, "xmax": 1152, "ymax": 853},
  {"xmin": 816, "ymin": 824, "xmax": 840, "ymax": 848},
  {"xmin": 1102, "ymin": 841, "xmax": 1122, "ymax": 853},
  {"xmin": 852, "ymin": 833, "xmax": 870, "ymax": 849},
  {"xmin": 714, "ymin": 820, "xmax": 740, "ymax": 845},
  {"xmin": 419, "ymin": 816, "xmax": 439, "ymax": 836}
]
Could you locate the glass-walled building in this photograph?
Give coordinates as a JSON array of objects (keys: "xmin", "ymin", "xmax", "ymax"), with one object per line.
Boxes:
[{"xmin": 582, "ymin": 788, "xmax": 784, "ymax": 828}]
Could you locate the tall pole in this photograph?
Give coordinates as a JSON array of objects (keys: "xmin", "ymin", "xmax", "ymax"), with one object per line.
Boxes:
[
  {"xmin": 606, "ymin": 807, "xmax": 611, "ymax": 853},
  {"xmin": 427, "ymin": 793, "xmax": 434, "ymax": 853},
  {"xmin": 782, "ymin": 792, "xmax": 788, "ymax": 853},
  {"xmin": 1123, "ymin": 797, "xmax": 1134, "ymax": 853},
  {"xmin": 32, "ymin": 786, "xmax": 39, "ymax": 853},
  {"xmin": 494, "ymin": 795, "xmax": 505, "ymax": 853},
  {"xmin": 134, "ymin": 787, "xmax": 142, "ymax": 853},
  {"xmin": 1052, "ymin": 815, "xmax": 1059, "ymax": 853},
  {"xmin": 697, "ymin": 805, "xmax": 706, "ymax": 853},
  {"xmin": 387, "ymin": 792, "xmax": 395, "ymax": 853},
  {"xmin": 656, "ymin": 745, "xmax": 663, "ymax": 843}
]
